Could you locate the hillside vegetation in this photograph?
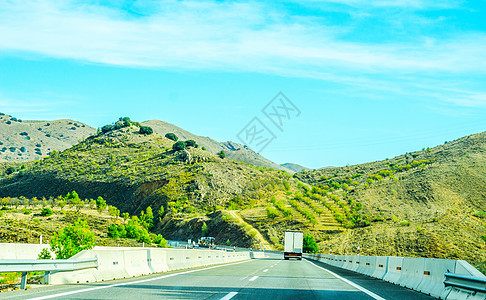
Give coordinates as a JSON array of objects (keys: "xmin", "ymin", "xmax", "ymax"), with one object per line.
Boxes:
[
  {"xmin": 0, "ymin": 118, "xmax": 333, "ymax": 249},
  {"xmin": 295, "ymin": 132, "xmax": 486, "ymax": 273},
  {"xmin": 0, "ymin": 115, "xmax": 485, "ymax": 274}
]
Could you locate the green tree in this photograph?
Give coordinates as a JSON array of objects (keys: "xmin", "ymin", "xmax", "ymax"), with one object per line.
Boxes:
[
  {"xmin": 122, "ymin": 212, "xmax": 130, "ymax": 221},
  {"xmin": 139, "ymin": 126, "xmax": 153, "ymax": 135},
  {"xmin": 50, "ymin": 220, "xmax": 95, "ymax": 259},
  {"xmin": 140, "ymin": 206, "xmax": 154, "ymax": 229},
  {"xmin": 303, "ymin": 234, "xmax": 319, "ymax": 254},
  {"xmin": 201, "ymin": 222, "xmax": 209, "ymax": 236},
  {"xmin": 165, "ymin": 133, "xmax": 178, "ymax": 141},
  {"xmin": 172, "ymin": 141, "xmax": 186, "ymax": 151},
  {"xmin": 96, "ymin": 196, "xmax": 107, "ymax": 213},
  {"xmin": 108, "ymin": 206, "xmax": 120, "ymax": 219},
  {"xmin": 218, "ymin": 150, "xmax": 225, "ymax": 159},
  {"xmin": 40, "ymin": 207, "xmax": 53, "ymax": 216},
  {"xmin": 184, "ymin": 140, "xmax": 198, "ymax": 148},
  {"xmin": 157, "ymin": 206, "xmax": 165, "ymax": 222}
]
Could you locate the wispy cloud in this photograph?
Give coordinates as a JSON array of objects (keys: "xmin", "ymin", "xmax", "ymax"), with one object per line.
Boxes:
[
  {"xmin": 0, "ymin": 0, "xmax": 484, "ymax": 73},
  {"xmin": 0, "ymin": 0, "xmax": 485, "ymax": 110}
]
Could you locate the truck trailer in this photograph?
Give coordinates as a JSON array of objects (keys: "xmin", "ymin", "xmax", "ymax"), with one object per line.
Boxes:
[{"xmin": 284, "ymin": 231, "xmax": 303, "ymax": 260}]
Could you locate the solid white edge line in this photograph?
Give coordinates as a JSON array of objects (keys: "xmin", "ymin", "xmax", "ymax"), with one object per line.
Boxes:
[
  {"xmin": 220, "ymin": 292, "xmax": 238, "ymax": 300},
  {"xmin": 249, "ymin": 276, "xmax": 259, "ymax": 281},
  {"xmin": 28, "ymin": 259, "xmax": 256, "ymax": 300},
  {"xmin": 304, "ymin": 259, "xmax": 387, "ymax": 300}
]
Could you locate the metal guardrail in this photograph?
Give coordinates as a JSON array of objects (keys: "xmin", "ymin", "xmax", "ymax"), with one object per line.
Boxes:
[
  {"xmin": 0, "ymin": 258, "xmax": 98, "ymax": 289},
  {"xmin": 444, "ymin": 272, "xmax": 486, "ymax": 293}
]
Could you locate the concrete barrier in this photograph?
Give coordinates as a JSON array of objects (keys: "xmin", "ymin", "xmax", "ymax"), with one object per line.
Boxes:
[
  {"xmin": 47, "ymin": 246, "xmax": 259, "ymax": 285},
  {"xmin": 416, "ymin": 258, "xmax": 456, "ymax": 299},
  {"xmin": 383, "ymin": 256, "xmax": 404, "ymax": 284},
  {"xmin": 370, "ymin": 256, "xmax": 388, "ymax": 279},
  {"xmin": 305, "ymin": 253, "xmax": 486, "ymax": 299},
  {"xmin": 0, "ymin": 243, "xmax": 53, "ymax": 259},
  {"xmin": 398, "ymin": 257, "xmax": 426, "ymax": 290}
]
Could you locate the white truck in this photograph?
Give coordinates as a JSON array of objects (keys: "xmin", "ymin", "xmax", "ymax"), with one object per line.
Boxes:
[{"xmin": 284, "ymin": 231, "xmax": 303, "ymax": 260}]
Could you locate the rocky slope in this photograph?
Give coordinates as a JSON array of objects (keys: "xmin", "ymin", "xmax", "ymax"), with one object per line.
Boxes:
[
  {"xmin": 0, "ymin": 112, "xmax": 96, "ymax": 162},
  {"xmin": 142, "ymin": 120, "xmax": 292, "ymax": 173}
]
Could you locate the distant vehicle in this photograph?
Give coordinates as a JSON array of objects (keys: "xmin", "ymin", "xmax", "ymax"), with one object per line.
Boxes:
[
  {"xmin": 198, "ymin": 237, "xmax": 215, "ymax": 248},
  {"xmin": 284, "ymin": 231, "xmax": 303, "ymax": 260}
]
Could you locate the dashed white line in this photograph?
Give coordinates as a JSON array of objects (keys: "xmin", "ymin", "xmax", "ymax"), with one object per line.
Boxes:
[
  {"xmin": 263, "ymin": 269, "xmax": 268, "ymax": 272},
  {"xmin": 220, "ymin": 292, "xmax": 238, "ymax": 300},
  {"xmin": 249, "ymin": 276, "xmax": 259, "ymax": 281},
  {"xmin": 305, "ymin": 259, "xmax": 386, "ymax": 300}
]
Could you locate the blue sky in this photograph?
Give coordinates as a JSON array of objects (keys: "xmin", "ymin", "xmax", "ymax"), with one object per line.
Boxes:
[{"xmin": 1, "ymin": 0, "xmax": 486, "ymax": 168}]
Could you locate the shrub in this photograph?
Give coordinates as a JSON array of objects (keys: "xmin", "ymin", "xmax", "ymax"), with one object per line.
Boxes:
[
  {"xmin": 303, "ymin": 234, "xmax": 319, "ymax": 253},
  {"xmin": 165, "ymin": 133, "xmax": 178, "ymax": 141},
  {"xmin": 40, "ymin": 207, "xmax": 53, "ymax": 216},
  {"xmin": 218, "ymin": 150, "xmax": 225, "ymax": 159},
  {"xmin": 5, "ymin": 167, "xmax": 16, "ymax": 175},
  {"xmin": 266, "ymin": 206, "xmax": 279, "ymax": 219},
  {"xmin": 184, "ymin": 140, "xmax": 198, "ymax": 148},
  {"xmin": 481, "ymin": 235, "xmax": 486, "ymax": 242},
  {"xmin": 23, "ymin": 209, "xmax": 31, "ymax": 215},
  {"xmin": 172, "ymin": 141, "xmax": 186, "ymax": 151},
  {"xmin": 101, "ymin": 124, "xmax": 113, "ymax": 133},
  {"xmin": 201, "ymin": 222, "xmax": 209, "ymax": 236},
  {"xmin": 38, "ymin": 248, "xmax": 52, "ymax": 259},
  {"xmin": 474, "ymin": 211, "xmax": 486, "ymax": 219},
  {"xmin": 400, "ymin": 220, "xmax": 410, "ymax": 226},
  {"xmin": 139, "ymin": 126, "xmax": 153, "ymax": 135},
  {"xmin": 50, "ymin": 220, "xmax": 95, "ymax": 259}
]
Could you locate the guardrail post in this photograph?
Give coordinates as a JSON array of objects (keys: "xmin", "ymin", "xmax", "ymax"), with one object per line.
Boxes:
[
  {"xmin": 44, "ymin": 271, "xmax": 51, "ymax": 285},
  {"xmin": 20, "ymin": 272, "xmax": 27, "ymax": 290}
]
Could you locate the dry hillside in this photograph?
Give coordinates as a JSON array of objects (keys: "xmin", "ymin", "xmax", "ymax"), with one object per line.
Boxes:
[{"xmin": 0, "ymin": 112, "xmax": 96, "ymax": 162}]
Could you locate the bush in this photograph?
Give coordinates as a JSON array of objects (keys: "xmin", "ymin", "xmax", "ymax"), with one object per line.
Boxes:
[
  {"xmin": 5, "ymin": 167, "xmax": 15, "ymax": 175},
  {"xmin": 172, "ymin": 141, "xmax": 186, "ymax": 151},
  {"xmin": 218, "ymin": 150, "xmax": 225, "ymax": 159},
  {"xmin": 184, "ymin": 140, "xmax": 198, "ymax": 148},
  {"xmin": 165, "ymin": 133, "xmax": 178, "ymax": 141},
  {"xmin": 101, "ymin": 124, "xmax": 113, "ymax": 133},
  {"xmin": 201, "ymin": 222, "xmax": 208, "ymax": 236},
  {"xmin": 23, "ymin": 209, "xmax": 31, "ymax": 215},
  {"xmin": 474, "ymin": 211, "xmax": 486, "ymax": 219},
  {"xmin": 40, "ymin": 207, "xmax": 53, "ymax": 216},
  {"xmin": 38, "ymin": 248, "xmax": 52, "ymax": 259},
  {"xmin": 50, "ymin": 220, "xmax": 95, "ymax": 259},
  {"xmin": 481, "ymin": 235, "xmax": 486, "ymax": 242},
  {"xmin": 266, "ymin": 206, "xmax": 279, "ymax": 219},
  {"xmin": 400, "ymin": 220, "xmax": 410, "ymax": 226},
  {"xmin": 303, "ymin": 234, "xmax": 319, "ymax": 253},
  {"xmin": 139, "ymin": 126, "xmax": 153, "ymax": 135}
]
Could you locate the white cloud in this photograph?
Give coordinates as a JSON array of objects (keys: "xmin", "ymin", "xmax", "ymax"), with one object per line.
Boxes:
[{"xmin": 0, "ymin": 0, "xmax": 484, "ymax": 74}]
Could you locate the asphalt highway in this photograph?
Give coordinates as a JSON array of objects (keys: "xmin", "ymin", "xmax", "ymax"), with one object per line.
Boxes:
[{"xmin": 3, "ymin": 253, "xmax": 434, "ymax": 299}]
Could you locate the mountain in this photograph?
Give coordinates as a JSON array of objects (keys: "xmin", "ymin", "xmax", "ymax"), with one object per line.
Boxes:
[
  {"xmin": 0, "ymin": 113, "xmax": 96, "ymax": 162},
  {"xmin": 280, "ymin": 162, "xmax": 309, "ymax": 173},
  {"xmin": 0, "ymin": 116, "xmax": 485, "ymax": 273},
  {"xmin": 142, "ymin": 120, "xmax": 292, "ymax": 173},
  {"xmin": 294, "ymin": 131, "xmax": 486, "ymax": 272},
  {"xmin": 0, "ymin": 121, "xmax": 305, "ymax": 248}
]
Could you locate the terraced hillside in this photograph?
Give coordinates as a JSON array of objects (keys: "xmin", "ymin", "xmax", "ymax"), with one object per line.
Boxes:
[{"xmin": 295, "ymin": 131, "xmax": 486, "ymax": 272}]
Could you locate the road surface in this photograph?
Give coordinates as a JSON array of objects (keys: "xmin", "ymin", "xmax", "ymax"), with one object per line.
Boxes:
[{"xmin": 3, "ymin": 253, "xmax": 434, "ymax": 299}]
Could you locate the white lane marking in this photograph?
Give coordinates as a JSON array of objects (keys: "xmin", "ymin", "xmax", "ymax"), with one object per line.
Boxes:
[
  {"xmin": 249, "ymin": 276, "xmax": 259, "ymax": 281},
  {"xmin": 270, "ymin": 266, "xmax": 273, "ymax": 268},
  {"xmin": 305, "ymin": 259, "xmax": 386, "ymax": 300},
  {"xmin": 263, "ymin": 269, "xmax": 268, "ymax": 272},
  {"xmin": 28, "ymin": 259, "xmax": 255, "ymax": 300},
  {"xmin": 220, "ymin": 292, "xmax": 238, "ymax": 300}
]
